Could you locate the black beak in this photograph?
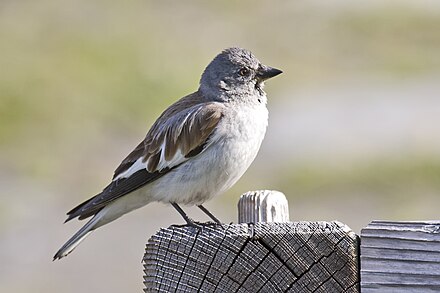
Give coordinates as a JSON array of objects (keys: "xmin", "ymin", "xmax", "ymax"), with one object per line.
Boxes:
[{"xmin": 257, "ymin": 65, "xmax": 283, "ymax": 81}]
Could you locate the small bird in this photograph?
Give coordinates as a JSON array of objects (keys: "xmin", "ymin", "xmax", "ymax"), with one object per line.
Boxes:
[{"xmin": 54, "ymin": 47, "xmax": 282, "ymax": 260}]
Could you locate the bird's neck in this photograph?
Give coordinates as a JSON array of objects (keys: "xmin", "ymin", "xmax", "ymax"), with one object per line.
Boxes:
[{"xmin": 199, "ymin": 84, "xmax": 266, "ymax": 106}]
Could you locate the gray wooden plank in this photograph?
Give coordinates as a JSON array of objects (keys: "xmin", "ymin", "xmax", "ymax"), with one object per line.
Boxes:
[
  {"xmin": 361, "ymin": 220, "xmax": 440, "ymax": 292},
  {"xmin": 361, "ymin": 246, "xmax": 440, "ymax": 262}
]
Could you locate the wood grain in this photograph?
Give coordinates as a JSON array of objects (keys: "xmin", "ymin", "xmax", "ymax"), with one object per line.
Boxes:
[
  {"xmin": 238, "ymin": 190, "xmax": 289, "ymax": 224},
  {"xmin": 144, "ymin": 222, "xmax": 359, "ymax": 292},
  {"xmin": 360, "ymin": 220, "xmax": 440, "ymax": 292}
]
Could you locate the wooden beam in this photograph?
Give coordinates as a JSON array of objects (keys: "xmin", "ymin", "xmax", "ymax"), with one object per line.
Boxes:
[
  {"xmin": 360, "ymin": 220, "xmax": 440, "ymax": 292},
  {"xmin": 144, "ymin": 222, "xmax": 359, "ymax": 292},
  {"xmin": 143, "ymin": 190, "xmax": 359, "ymax": 292}
]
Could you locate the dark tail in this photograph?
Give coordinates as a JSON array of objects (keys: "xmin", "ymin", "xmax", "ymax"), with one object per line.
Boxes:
[{"xmin": 53, "ymin": 213, "xmax": 102, "ymax": 260}]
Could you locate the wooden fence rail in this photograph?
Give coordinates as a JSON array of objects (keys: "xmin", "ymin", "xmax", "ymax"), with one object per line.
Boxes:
[
  {"xmin": 143, "ymin": 190, "xmax": 440, "ymax": 292},
  {"xmin": 361, "ymin": 220, "xmax": 440, "ymax": 292}
]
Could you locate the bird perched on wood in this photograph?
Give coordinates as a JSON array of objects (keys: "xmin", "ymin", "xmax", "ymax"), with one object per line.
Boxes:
[{"xmin": 54, "ymin": 47, "xmax": 282, "ymax": 260}]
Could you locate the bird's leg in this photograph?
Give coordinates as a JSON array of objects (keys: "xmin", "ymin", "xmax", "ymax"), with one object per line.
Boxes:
[
  {"xmin": 171, "ymin": 203, "xmax": 199, "ymax": 227},
  {"xmin": 197, "ymin": 204, "xmax": 222, "ymax": 224}
]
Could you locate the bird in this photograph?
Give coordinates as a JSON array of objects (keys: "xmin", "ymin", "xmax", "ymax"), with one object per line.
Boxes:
[{"xmin": 54, "ymin": 47, "xmax": 282, "ymax": 260}]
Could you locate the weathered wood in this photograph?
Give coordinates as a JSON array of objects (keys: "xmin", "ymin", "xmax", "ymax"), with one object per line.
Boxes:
[
  {"xmin": 144, "ymin": 222, "xmax": 359, "ymax": 292},
  {"xmin": 238, "ymin": 190, "xmax": 289, "ymax": 224},
  {"xmin": 360, "ymin": 220, "xmax": 440, "ymax": 292}
]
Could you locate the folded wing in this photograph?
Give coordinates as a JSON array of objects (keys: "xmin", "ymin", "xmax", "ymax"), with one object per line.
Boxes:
[{"xmin": 65, "ymin": 92, "xmax": 224, "ymax": 222}]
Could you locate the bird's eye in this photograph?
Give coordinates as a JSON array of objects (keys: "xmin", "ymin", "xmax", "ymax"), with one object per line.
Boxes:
[{"xmin": 239, "ymin": 68, "xmax": 250, "ymax": 76}]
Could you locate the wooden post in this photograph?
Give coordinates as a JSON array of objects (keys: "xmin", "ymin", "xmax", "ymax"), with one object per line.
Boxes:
[
  {"xmin": 143, "ymin": 190, "xmax": 360, "ymax": 292},
  {"xmin": 238, "ymin": 190, "xmax": 289, "ymax": 223},
  {"xmin": 360, "ymin": 220, "xmax": 440, "ymax": 292}
]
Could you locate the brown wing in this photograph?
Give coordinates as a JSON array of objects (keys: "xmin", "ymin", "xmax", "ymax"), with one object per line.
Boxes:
[
  {"xmin": 65, "ymin": 91, "xmax": 224, "ymax": 222},
  {"xmin": 113, "ymin": 91, "xmax": 218, "ymax": 177}
]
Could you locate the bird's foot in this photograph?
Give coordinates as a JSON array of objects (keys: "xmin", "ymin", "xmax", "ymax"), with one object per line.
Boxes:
[
  {"xmin": 170, "ymin": 218, "xmax": 203, "ymax": 230},
  {"xmin": 171, "ymin": 220, "xmax": 223, "ymax": 231}
]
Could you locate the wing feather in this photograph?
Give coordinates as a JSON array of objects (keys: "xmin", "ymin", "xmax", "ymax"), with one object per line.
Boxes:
[{"xmin": 66, "ymin": 91, "xmax": 224, "ymax": 222}]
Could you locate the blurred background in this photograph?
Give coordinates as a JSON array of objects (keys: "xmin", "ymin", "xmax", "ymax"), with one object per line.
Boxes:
[{"xmin": 1, "ymin": 0, "xmax": 439, "ymax": 292}]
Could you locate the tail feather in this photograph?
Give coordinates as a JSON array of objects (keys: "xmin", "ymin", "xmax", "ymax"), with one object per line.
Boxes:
[
  {"xmin": 54, "ymin": 214, "xmax": 102, "ymax": 260},
  {"xmin": 55, "ymin": 190, "xmax": 152, "ymax": 260},
  {"xmin": 64, "ymin": 195, "xmax": 99, "ymax": 223}
]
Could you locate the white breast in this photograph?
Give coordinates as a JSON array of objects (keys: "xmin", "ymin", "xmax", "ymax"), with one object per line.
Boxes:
[
  {"xmin": 212, "ymin": 102, "xmax": 268, "ymax": 194},
  {"xmin": 132, "ymin": 100, "xmax": 269, "ymax": 205}
]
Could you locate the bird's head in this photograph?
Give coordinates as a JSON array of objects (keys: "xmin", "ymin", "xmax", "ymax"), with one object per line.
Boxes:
[{"xmin": 200, "ymin": 47, "xmax": 282, "ymax": 102}]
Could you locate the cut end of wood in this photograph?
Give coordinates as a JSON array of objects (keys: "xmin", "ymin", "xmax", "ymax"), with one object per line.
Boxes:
[
  {"xmin": 238, "ymin": 190, "xmax": 289, "ymax": 224},
  {"xmin": 144, "ymin": 221, "xmax": 359, "ymax": 292}
]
